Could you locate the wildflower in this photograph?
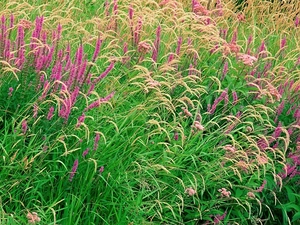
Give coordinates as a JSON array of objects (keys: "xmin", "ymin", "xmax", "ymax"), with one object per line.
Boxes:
[
  {"xmin": 76, "ymin": 113, "xmax": 85, "ymax": 128},
  {"xmin": 134, "ymin": 17, "xmax": 143, "ymax": 45},
  {"xmin": 181, "ymin": 107, "xmax": 192, "ymax": 117},
  {"xmin": 93, "ymin": 62, "xmax": 115, "ymax": 85},
  {"xmin": 46, "ymin": 106, "xmax": 54, "ymax": 120},
  {"xmin": 138, "ymin": 41, "xmax": 152, "ymax": 53},
  {"xmin": 27, "ymin": 212, "xmax": 41, "ymax": 224},
  {"xmin": 221, "ymin": 61, "xmax": 228, "ymax": 80},
  {"xmin": 247, "ymin": 192, "xmax": 255, "ymax": 198},
  {"xmin": 174, "ymin": 131, "xmax": 179, "ymax": 141},
  {"xmin": 176, "ymin": 37, "xmax": 182, "ymax": 55},
  {"xmin": 82, "ymin": 148, "xmax": 90, "ymax": 157},
  {"xmin": 69, "ymin": 159, "xmax": 79, "ymax": 182},
  {"xmin": 218, "ymin": 188, "xmax": 231, "ymax": 197},
  {"xmin": 8, "ymin": 87, "xmax": 13, "ymax": 96},
  {"xmin": 84, "ymin": 91, "xmax": 115, "ymax": 112},
  {"xmin": 151, "ymin": 26, "xmax": 161, "ymax": 62},
  {"xmin": 266, "ymin": 83, "xmax": 281, "ymax": 101},
  {"xmin": 94, "ymin": 133, "xmax": 100, "ymax": 150},
  {"xmin": 256, "ymin": 180, "xmax": 267, "ymax": 192},
  {"xmin": 193, "ymin": 0, "xmax": 210, "ymax": 16},
  {"xmin": 185, "ymin": 187, "xmax": 196, "ymax": 196},
  {"xmin": 22, "ymin": 120, "xmax": 28, "ymax": 134},
  {"xmin": 238, "ymin": 53, "xmax": 257, "ymax": 66},
  {"xmin": 192, "ymin": 121, "xmax": 204, "ymax": 131},
  {"xmin": 214, "ymin": 211, "xmax": 227, "ymax": 224},
  {"xmin": 223, "ymin": 42, "xmax": 240, "ymax": 55},
  {"xmin": 99, "ymin": 166, "xmax": 104, "ymax": 174},
  {"xmin": 232, "ymin": 91, "xmax": 238, "ymax": 105},
  {"xmin": 92, "ymin": 37, "xmax": 102, "ymax": 62}
]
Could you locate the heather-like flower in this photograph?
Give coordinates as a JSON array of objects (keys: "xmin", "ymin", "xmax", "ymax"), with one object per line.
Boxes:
[
  {"xmin": 94, "ymin": 133, "xmax": 100, "ymax": 151},
  {"xmin": 223, "ymin": 42, "xmax": 240, "ymax": 55},
  {"xmin": 92, "ymin": 37, "xmax": 102, "ymax": 62},
  {"xmin": 181, "ymin": 107, "xmax": 192, "ymax": 117},
  {"xmin": 134, "ymin": 17, "xmax": 143, "ymax": 45},
  {"xmin": 238, "ymin": 53, "xmax": 257, "ymax": 66},
  {"xmin": 193, "ymin": 0, "xmax": 210, "ymax": 16},
  {"xmin": 76, "ymin": 113, "xmax": 85, "ymax": 128},
  {"xmin": 185, "ymin": 187, "xmax": 196, "ymax": 196},
  {"xmin": 69, "ymin": 159, "xmax": 79, "ymax": 182},
  {"xmin": 27, "ymin": 212, "xmax": 41, "ymax": 224},
  {"xmin": 221, "ymin": 61, "xmax": 228, "ymax": 80},
  {"xmin": 280, "ymin": 36, "xmax": 287, "ymax": 50},
  {"xmin": 22, "ymin": 120, "xmax": 28, "ymax": 134},
  {"xmin": 175, "ymin": 37, "xmax": 182, "ymax": 56},
  {"xmin": 218, "ymin": 188, "xmax": 231, "ymax": 197},
  {"xmin": 214, "ymin": 211, "xmax": 226, "ymax": 224},
  {"xmin": 174, "ymin": 131, "xmax": 179, "ymax": 141},
  {"xmin": 99, "ymin": 166, "xmax": 104, "ymax": 174},
  {"xmin": 256, "ymin": 180, "xmax": 267, "ymax": 192},
  {"xmin": 47, "ymin": 106, "xmax": 54, "ymax": 120},
  {"xmin": 84, "ymin": 91, "xmax": 115, "ymax": 112},
  {"xmin": 151, "ymin": 26, "xmax": 161, "ymax": 62},
  {"xmin": 82, "ymin": 148, "xmax": 90, "ymax": 157},
  {"xmin": 8, "ymin": 87, "xmax": 13, "ymax": 96},
  {"xmin": 192, "ymin": 121, "xmax": 204, "ymax": 131},
  {"xmin": 257, "ymin": 138, "xmax": 268, "ymax": 151},
  {"xmin": 266, "ymin": 83, "xmax": 281, "ymax": 102},
  {"xmin": 33, "ymin": 104, "xmax": 38, "ymax": 118},
  {"xmin": 93, "ymin": 62, "xmax": 115, "ymax": 85}
]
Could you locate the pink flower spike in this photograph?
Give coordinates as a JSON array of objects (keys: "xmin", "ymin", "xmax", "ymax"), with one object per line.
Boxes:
[
  {"xmin": 82, "ymin": 148, "xmax": 90, "ymax": 157},
  {"xmin": 85, "ymin": 91, "xmax": 115, "ymax": 112},
  {"xmin": 22, "ymin": 120, "xmax": 28, "ymax": 134},
  {"xmin": 69, "ymin": 159, "xmax": 79, "ymax": 182},
  {"xmin": 76, "ymin": 113, "xmax": 85, "ymax": 128},
  {"xmin": 92, "ymin": 37, "xmax": 102, "ymax": 62},
  {"xmin": 47, "ymin": 106, "xmax": 55, "ymax": 120},
  {"xmin": 256, "ymin": 180, "xmax": 267, "ymax": 192},
  {"xmin": 94, "ymin": 133, "xmax": 100, "ymax": 151}
]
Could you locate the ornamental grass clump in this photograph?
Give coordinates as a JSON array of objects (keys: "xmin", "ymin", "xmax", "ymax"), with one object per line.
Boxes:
[{"xmin": 0, "ymin": 0, "xmax": 300, "ymax": 224}]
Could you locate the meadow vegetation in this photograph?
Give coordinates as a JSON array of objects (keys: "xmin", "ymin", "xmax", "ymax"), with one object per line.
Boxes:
[{"xmin": 0, "ymin": 0, "xmax": 299, "ymax": 224}]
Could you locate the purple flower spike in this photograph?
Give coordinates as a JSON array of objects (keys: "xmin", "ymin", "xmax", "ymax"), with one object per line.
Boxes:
[{"xmin": 69, "ymin": 159, "xmax": 79, "ymax": 182}]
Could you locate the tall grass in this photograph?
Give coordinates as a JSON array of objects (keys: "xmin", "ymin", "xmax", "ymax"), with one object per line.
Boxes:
[{"xmin": 0, "ymin": 0, "xmax": 299, "ymax": 224}]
